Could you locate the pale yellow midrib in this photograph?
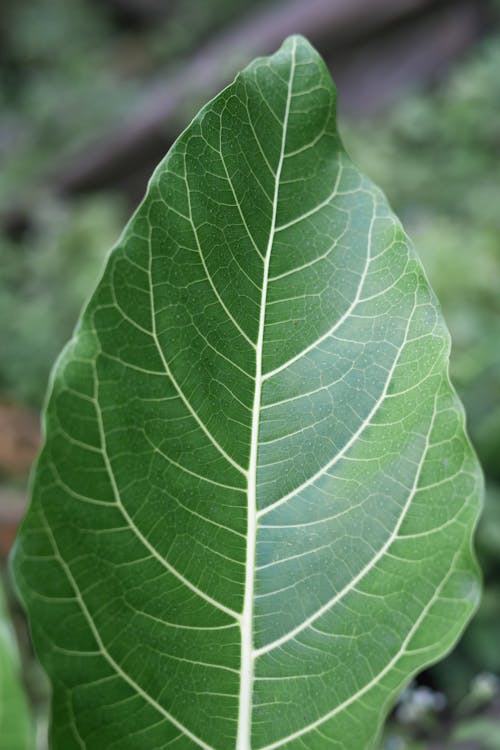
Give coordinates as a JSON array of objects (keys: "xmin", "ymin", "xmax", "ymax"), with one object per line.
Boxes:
[{"xmin": 235, "ymin": 39, "xmax": 297, "ymax": 750}]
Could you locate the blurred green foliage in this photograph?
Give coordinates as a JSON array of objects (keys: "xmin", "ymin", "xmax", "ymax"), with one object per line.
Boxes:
[
  {"xmin": 0, "ymin": 196, "xmax": 125, "ymax": 406},
  {"xmin": 0, "ymin": 0, "xmax": 499, "ymax": 745}
]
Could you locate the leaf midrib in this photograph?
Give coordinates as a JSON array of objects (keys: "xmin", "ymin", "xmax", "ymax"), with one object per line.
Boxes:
[{"xmin": 236, "ymin": 39, "xmax": 297, "ymax": 750}]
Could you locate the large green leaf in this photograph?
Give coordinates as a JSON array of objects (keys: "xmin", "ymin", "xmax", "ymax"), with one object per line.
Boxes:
[
  {"xmin": 12, "ymin": 36, "xmax": 482, "ymax": 750},
  {"xmin": 0, "ymin": 580, "xmax": 33, "ymax": 750}
]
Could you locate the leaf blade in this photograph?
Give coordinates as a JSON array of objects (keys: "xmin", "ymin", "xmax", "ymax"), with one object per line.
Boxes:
[{"xmin": 13, "ymin": 35, "xmax": 482, "ymax": 750}]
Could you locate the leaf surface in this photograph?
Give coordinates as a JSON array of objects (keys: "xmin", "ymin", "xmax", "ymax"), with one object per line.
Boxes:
[{"xmin": 13, "ymin": 36, "xmax": 482, "ymax": 750}]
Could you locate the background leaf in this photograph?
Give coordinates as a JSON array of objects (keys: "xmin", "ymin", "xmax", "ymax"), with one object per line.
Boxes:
[
  {"xmin": 0, "ymin": 579, "xmax": 33, "ymax": 750},
  {"xmin": 13, "ymin": 36, "xmax": 482, "ymax": 750}
]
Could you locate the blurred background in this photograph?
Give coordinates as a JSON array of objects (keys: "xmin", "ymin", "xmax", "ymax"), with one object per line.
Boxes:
[{"xmin": 1, "ymin": 0, "xmax": 499, "ymax": 748}]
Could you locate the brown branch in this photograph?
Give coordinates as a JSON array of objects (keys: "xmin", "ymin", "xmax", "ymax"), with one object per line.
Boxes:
[
  {"xmin": 0, "ymin": 488, "xmax": 28, "ymax": 560},
  {"xmin": 331, "ymin": 0, "xmax": 486, "ymax": 115}
]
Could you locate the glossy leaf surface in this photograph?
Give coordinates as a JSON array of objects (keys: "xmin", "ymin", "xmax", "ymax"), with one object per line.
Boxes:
[{"xmin": 13, "ymin": 36, "xmax": 482, "ymax": 750}]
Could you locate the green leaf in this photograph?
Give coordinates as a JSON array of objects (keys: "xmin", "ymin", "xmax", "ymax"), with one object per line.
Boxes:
[
  {"xmin": 12, "ymin": 36, "xmax": 482, "ymax": 750},
  {"xmin": 452, "ymin": 717, "xmax": 500, "ymax": 748},
  {"xmin": 0, "ymin": 580, "xmax": 33, "ymax": 750}
]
